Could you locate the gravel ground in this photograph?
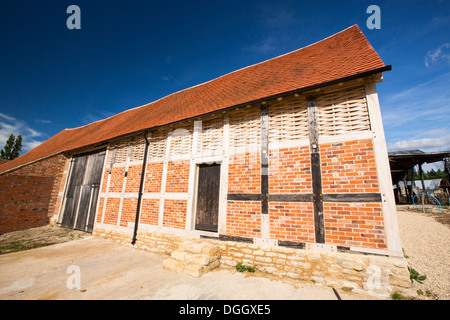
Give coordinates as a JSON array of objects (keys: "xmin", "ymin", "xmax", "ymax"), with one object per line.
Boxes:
[{"xmin": 396, "ymin": 206, "xmax": 450, "ymax": 300}]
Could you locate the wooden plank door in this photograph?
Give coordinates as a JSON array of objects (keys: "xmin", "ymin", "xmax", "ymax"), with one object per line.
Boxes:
[
  {"xmin": 74, "ymin": 151, "xmax": 106, "ymax": 232},
  {"xmin": 61, "ymin": 154, "xmax": 88, "ymax": 229},
  {"xmin": 61, "ymin": 149, "xmax": 105, "ymax": 233},
  {"xmin": 84, "ymin": 151, "xmax": 105, "ymax": 233},
  {"xmin": 195, "ymin": 163, "xmax": 221, "ymax": 232}
]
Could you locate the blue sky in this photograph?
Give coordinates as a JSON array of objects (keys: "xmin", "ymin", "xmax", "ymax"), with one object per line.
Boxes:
[{"xmin": 0, "ymin": 1, "xmax": 449, "ymax": 169}]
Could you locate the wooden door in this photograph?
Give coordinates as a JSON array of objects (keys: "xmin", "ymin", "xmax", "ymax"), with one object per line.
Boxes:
[
  {"xmin": 61, "ymin": 149, "xmax": 106, "ymax": 233},
  {"xmin": 195, "ymin": 163, "xmax": 221, "ymax": 232}
]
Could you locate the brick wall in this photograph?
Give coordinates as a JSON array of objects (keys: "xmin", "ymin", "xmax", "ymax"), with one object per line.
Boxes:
[
  {"xmin": 269, "ymin": 146, "xmax": 312, "ymax": 193},
  {"xmin": 108, "ymin": 167, "xmax": 125, "ymax": 193},
  {"xmin": 140, "ymin": 198, "xmax": 159, "ymax": 225},
  {"xmin": 269, "ymin": 202, "xmax": 315, "ymax": 243},
  {"xmin": 104, "ymin": 198, "xmax": 120, "ymax": 225},
  {"xmin": 320, "ymin": 139, "xmax": 379, "ymax": 194},
  {"xmin": 163, "ymin": 199, "xmax": 187, "ymax": 229},
  {"xmin": 226, "ymin": 201, "xmax": 261, "ymax": 238},
  {"xmin": 166, "ymin": 160, "xmax": 190, "ymax": 193},
  {"xmin": 125, "ymin": 165, "xmax": 142, "ymax": 193},
  {"xmin": 0, "ymin": 154, "xmax": 67, "ymax": 234},
  {"xmin": 144, "ymin": 162, "xmax": 163, "ymax": 193},
  {"xmin": 120, "ymin": 198, "xmax": 138, "ymax": 227},
  {"xmin": 324, "ymin": 202, "xmax": 386, "ymax": 249},
  {"xmin": 228, "ymin": 152, "xmax": 260, "ymax": 194}
]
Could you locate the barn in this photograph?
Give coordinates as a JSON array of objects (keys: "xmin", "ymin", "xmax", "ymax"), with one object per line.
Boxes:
[{"xmin": 0, "ymin": 25, "xmax": 412, "ymax": 297}]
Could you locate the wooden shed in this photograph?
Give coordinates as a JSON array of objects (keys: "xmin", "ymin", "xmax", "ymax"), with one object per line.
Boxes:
[{"xmin": 0, "ymin": 25, "xmax": 402, "ymax": 258}]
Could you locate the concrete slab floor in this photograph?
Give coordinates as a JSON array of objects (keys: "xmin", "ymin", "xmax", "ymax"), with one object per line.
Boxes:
[{"xmin": 0, "ymin": 237, "xmax": 375, "ymax": 300}]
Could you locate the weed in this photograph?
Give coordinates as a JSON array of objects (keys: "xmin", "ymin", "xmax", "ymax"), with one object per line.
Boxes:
[
  {"xmin": 408, "ymin": 266, "xmax": 426, "ymax": 284},
  {"xmin": 402, "ymin": 248, "xmax": 409, "ymax": 259},
  {"xmin": 246, "ymin": 265, "xmax": 256, "ymax": 273},
  {"xmin": 391, "ymin": 292, "xmax": 406, "ymax": 300},
  {"xmin": 236, "ymin": 262, "xmax": 256, "ymax": 273},
  {"xmin": 425, "ymin": 290, "xmax": 439, "ymax": 299}
]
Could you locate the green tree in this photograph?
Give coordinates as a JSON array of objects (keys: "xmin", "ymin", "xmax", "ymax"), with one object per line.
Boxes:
[{"xmin": 0, "ymin": 134, "xmax": 23, "ymax": 160}]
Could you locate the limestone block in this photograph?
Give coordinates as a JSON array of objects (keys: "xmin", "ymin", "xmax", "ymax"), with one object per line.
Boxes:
[
  {"xmin": 335, "ymin": 257, "xmax": 366, "ymax": 271},
  {"xmin": 185, "ymin": 253, "xmax": 211, "ymax": 266},
  {"xmin": 307, "ymin": 252, "xmax": 322, "ymax": 262},
  {"xmin": 171, "ymin": 250, "xmax": 188, "ymax": 261},
  {"xmin": 183, "ymin": 264, "xmax": 204, "ymax": 278},
  {"xmin": 178, "ymin": 241, "xmax": 204, "ymax": 253},
  {"xmin": 163, "ymin": 258, "xmax": 184, "ymax": 273},
  {"xmin": 286, "ymin": 272, "xmax": 302, "ymax": 279},
  {"xmin": 204, "ymin": 259, "xmax": 220, "ymax": 273},
  {"xmin": 389, "ymin": 275, "xmax": 412, "ymax": 288},
  {"xmin": 252, "ymin": 250, "xmax": 265, "ymax": 256},
  {"xmin": 201, "ymin": 243, "xmax": 220, "ymax": 256}
]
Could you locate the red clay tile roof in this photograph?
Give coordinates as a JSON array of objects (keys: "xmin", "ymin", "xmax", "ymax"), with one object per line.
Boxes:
[{"xmin": 0, "ymin": 25, "xmax": 388, "ymax": 174}]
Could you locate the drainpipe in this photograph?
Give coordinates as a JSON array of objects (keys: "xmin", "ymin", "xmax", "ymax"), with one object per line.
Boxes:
[{"xmin": 131, "ymin": 131, "xmax": 150, "ymax": 245}]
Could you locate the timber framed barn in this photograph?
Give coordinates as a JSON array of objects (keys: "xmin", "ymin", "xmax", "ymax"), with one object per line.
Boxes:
[{"xmin": 0, "ymin": 25, "xmax": 412, "ymax": 297}]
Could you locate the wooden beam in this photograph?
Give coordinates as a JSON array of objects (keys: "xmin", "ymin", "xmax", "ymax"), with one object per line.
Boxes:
[
  {"xmin": 158, "ymin": 129, "xmax": 172, "ymax": 227},
  {"xmin": 269, "ymin": 193, "xmax": 313, "ymax": 202},
  {"xmin": 219, "ymin": 234, "xmax": 253, "ymax": 243},
  {"xmin": 365, "ymin": 81, "xmax": 402, "ymax": 254},
  {"xmin": 307, "ymin": 96, "xmax": 325, "ymax": 244},
  {"xmin": 227, "ymin": 193, "xmax": 262, "ymax": 201},
  {"xmin": 218, "ymin": 113, "xmax": 230, "ymax": 235},
  {"xmin": 323, "ymin": 193, "xmax": 382, "ymax": 202},
  {"xmin": 278, "ymin": 240, "xmax": 306, "ymax": 249},
  {"xmin": 260, "ymin": 105, "xmax": 269, "ymax": 215},
  {"xmin": 419, "ymin": 163, "xmax": 426, "ymax": 211},
  {"xmin": 117, "ymin": 140, "xmax": 133, "ymax": 227},
  {"xmin": 186, "ymin": 121, "xmax": 201, "ymax": 231}
]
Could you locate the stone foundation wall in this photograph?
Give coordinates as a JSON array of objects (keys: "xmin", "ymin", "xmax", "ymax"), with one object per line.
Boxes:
[{"xmin": 93, "ymin": 226, "xmax": 414, "ymax": 299}]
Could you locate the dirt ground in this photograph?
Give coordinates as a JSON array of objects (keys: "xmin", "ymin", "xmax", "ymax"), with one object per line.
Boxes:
[
  {"xmin": 0, "ymin": 236, "xmax": 372, "ymax": 300},
  {"xmin": 0, "ymin": 225, "xmax": 87, "ymax": 255}
]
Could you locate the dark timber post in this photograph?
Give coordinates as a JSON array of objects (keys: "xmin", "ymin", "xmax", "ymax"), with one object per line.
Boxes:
[
  {"xmin": 307, "ymin": 96, "xmax": 325, "ymax": 243},
  {"xmin": 260, "ymin": 105, "xmax": 269, "ymax": 215},
  {"xmin": 419, "ymin": 163, "xmax": 425, "ymax": 211}
]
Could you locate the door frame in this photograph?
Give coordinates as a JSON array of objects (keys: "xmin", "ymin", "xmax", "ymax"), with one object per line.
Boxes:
[
  {"xmin": 192, "ymin": 159, "xmax": 224, "ymax": 235},
  {"xmin": 58, "ymin": 147, "xmax": 107, "ymax": 232}
]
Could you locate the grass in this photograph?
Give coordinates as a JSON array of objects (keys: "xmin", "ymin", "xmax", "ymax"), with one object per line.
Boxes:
[
  {"xmin": 391, "ymin": 292, "xmax": 407, "ymax": 300},
  {"xmin": 0, "ymin": 242, "xmax": 33, "ymax": 254},
  {"xmin": 0, "ymin": 226, "xmax": 87, "ymax": 255}
]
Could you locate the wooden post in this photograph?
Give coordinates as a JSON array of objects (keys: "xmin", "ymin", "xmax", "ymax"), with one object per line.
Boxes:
[
  {"xmin": 218, "ymin": 113, "xmax": 230, "ymax": 235},
  {"xmin": 403, "ymin": 174, "xmax": 410, "ymax": 204},
  {"xmin": 419, "ymin": 163, "xmax": 426, "ymax": 212},
  {"xmin": 117, "ymin": 140, "xmax": 134, "ymax": 226},
  {"xmin": 260, "ymin": 105, "xmax": 269, "ymax": 215},
  {"xmin": 307, "ymin": 96, "xmax": 325, "ymax": 244},
  {"xmin": 410, "ymin": 167, "xmax": 415, "ymax": 204},
  {"xmin": 260, "ymin": 106, "xmax": 270, "ymax": 239},
  {"xmin": 158, "ymin": 129, "xmax": 172, "ymax": 227},
  {"xmin": 364, "ymin": 81, "xmax": 402, "ymax": 254}
]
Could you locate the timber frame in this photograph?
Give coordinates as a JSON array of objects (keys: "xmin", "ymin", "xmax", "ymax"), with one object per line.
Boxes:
[{"xmin": 55, "ymin": 73, "xmax": 403, "ymax": 258}]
